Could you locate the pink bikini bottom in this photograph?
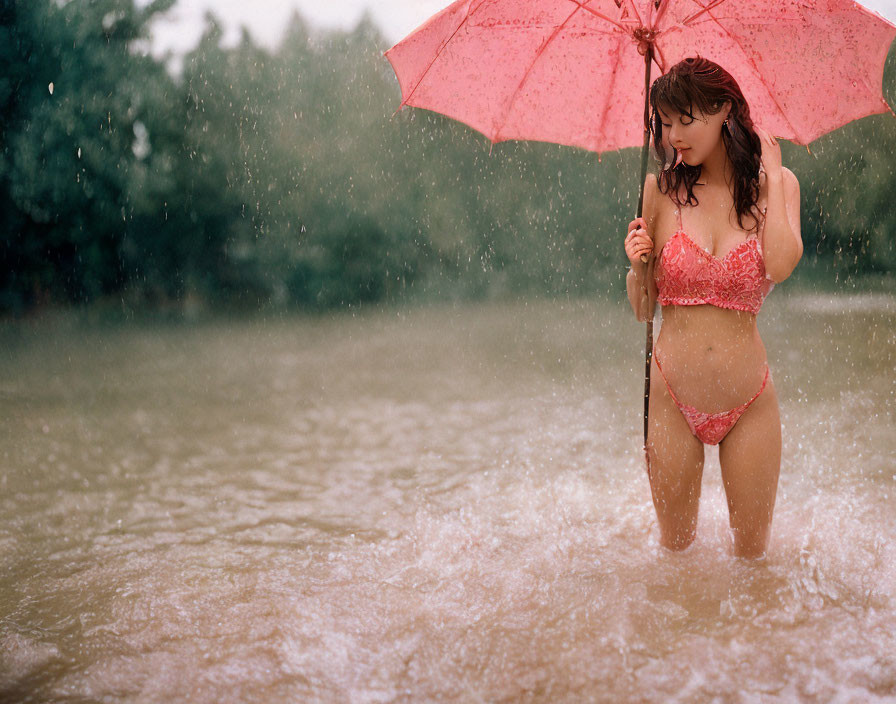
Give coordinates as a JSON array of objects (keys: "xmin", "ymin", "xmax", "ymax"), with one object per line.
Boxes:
[{"xmin": 653, "ymin": 352, "xmax": 770, "ymax": 446}]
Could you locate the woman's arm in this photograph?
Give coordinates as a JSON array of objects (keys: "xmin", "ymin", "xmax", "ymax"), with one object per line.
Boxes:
[
  {"xmin": 625, "ymin": 175, "xmax": 659, "ymax": 322},
  {"xmin": 756, "ymin": 127, "xmax": 803, "ymax": 282}
]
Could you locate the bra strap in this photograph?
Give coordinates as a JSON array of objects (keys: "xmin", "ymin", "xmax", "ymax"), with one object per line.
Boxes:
[
  {"xmin": 757, "ymin": 170, "xmax": 768, "ymax": 240},
  {"xmin": 755, "ymin": 204, "xmax": 768, "ymax": 249}
]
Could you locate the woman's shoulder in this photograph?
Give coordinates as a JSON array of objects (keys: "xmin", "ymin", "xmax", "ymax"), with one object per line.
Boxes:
[
  {"xmin": 643, "ymin": 172, "xmax": 660, "ymax": 202},
  {"xmin": 644, "ymin": 173, "xmax": 680, "ymax": 251},
  {"xmin": 643, "ymin": 173, "xmax": 676, "ymax": 212},
  {"xmin": 645, "ymin": 173, "xmax": 682, "ymax": 209}
]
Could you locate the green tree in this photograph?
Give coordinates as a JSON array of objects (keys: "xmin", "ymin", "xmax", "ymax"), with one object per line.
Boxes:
[
  {"xmin": 2, "ymin": 3, "xmax": 892, "ymax": 316},
  {"xmin": 0, "ymin": 0, "xmax": 177, "ymax": 311},
  {"xmin": 784, "ymin": 43, "xmax": 896, "ymax": 279}
]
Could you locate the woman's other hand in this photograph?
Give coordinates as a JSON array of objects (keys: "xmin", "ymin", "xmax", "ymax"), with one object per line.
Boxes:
[{"xmin": 755, "ymin": 125, "xmax": 782, "ymax": 177}]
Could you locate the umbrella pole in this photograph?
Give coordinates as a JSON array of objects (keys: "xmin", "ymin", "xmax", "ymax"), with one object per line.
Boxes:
[{"xmin": 636, "ymin": 46, "xmax": 654, "ymax": 457}]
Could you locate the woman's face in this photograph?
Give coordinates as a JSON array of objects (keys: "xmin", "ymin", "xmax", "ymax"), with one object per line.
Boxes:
[{"xmin": 658, "ymin": 102, "xmax": 730, "ymax": 167}]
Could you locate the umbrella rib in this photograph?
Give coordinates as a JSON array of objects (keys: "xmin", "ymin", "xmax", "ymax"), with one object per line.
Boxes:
[
  {"xmin": 681, "ymin": 0, "xmax": 731, "ymax": 27},
  {"xmin": 572, "ymin": 0, "xmax": 629, "ymax": 32},
  {"xmin": 702, "ymin": 10, "xmax": 802, "ymax": 140},
  {"xmin": 495, "ymin": 1, "xmax": 625, "ymax": 142},
  {"xmin": 654, "ymin": 0, "xmax": 672, "ymax": 28},
  {"xmin": 397, "ymin": 0, "xmax": 491, "ymax": 110},
  {"xmin": 593, "ymin": 31, "xmax": 629, "ymax": 151},
  {"xmin": 622, "ymin": 0, "xmax": 646, "ymax": 28},
  {"xmin": 652, "ymin": 41, "xmax": 668, "ymax": 75}
]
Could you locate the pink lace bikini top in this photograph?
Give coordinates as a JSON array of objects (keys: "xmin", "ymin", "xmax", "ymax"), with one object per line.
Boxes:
[{"xmin": 655, "ymin": 202, "xmax": 774, "ymax": 314}]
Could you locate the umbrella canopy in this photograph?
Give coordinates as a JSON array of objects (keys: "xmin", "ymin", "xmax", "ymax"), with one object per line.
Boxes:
[
  {"xmin": 385, "ymin": 0, "xmax": 895, "ymax": 449},
  {"xmin": 385, "ymin": 0, "xmax": 895, "ymax": 154}
]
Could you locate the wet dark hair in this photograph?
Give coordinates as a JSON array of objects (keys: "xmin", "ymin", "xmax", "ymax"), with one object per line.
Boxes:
[{"xmin": 649, "ymin": 57, "xmax": 763, "ymax": 232}]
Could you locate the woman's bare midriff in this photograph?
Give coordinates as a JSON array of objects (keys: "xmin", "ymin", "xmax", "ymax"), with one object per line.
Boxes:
[{"xmin": 654, "ymin": 304, "xmax": 769, "ymax": 412}]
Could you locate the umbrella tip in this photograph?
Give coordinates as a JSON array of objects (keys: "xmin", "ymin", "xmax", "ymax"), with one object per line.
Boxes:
[{"xmin": 391, "ymin": 101, "xmax": 409, "ymax": 119}]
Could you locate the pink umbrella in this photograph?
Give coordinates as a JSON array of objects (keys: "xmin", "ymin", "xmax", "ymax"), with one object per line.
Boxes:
[
  {"xmin": 386, "ymin": 0, "xmax": 894, "ymax": 152},
  {"xmin": 385, "ymin": 0, "xmax": 895, "ymax": 445}
]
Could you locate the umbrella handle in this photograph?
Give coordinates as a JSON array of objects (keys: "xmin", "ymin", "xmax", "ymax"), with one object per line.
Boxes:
[
  {"xmin": 644, "ymin": 319, "xmax": 654, "ymax": 447},
  {"xmin": 637, "ymin": 45, "xmax": 656, "ymax": 455}
]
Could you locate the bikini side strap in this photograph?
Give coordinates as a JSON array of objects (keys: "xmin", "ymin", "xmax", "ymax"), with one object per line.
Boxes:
[
  {"xmin": 735, "ymin": 364, "xmax": 771, "ymax": 412},
  {"xmin": 755, "ymin": 203, "xmax": 768, "ymax": 248},
  {"xmin": 652, "ymin": 351, "xmax": 682, "ymax": 406}
]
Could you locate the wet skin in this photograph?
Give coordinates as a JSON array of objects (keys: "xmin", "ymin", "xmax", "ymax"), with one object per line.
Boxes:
[{"xmin": 624, "ymin": 104, "xmax": 802, "ymax": 558}]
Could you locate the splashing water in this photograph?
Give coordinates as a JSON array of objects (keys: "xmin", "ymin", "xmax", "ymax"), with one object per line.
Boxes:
[{"xmin": 1, "ymin": 296, "xmax": 894, "ymax": 702}]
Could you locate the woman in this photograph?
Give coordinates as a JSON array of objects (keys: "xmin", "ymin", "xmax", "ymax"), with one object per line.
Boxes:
[{"xmin": 623, "ymin": 57, "xmax": 802, "ymax": 559}]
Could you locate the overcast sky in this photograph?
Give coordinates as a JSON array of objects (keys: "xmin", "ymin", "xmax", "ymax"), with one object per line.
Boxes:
[
  {"xmin": 146, "ymin": 0, "xmax": 449, "ymax": 57},
  {"xmin": 145, "ymin": 0, "xmax": 896, "ymax": 57}
]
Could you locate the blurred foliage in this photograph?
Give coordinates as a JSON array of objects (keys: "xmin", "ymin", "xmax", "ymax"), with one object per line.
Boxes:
[
  {"xmin": 0, "ymin": 1, "xmax": 894, "ymax": 315},
  {"xmin": 1, "ymin": 0, "xmax": 178, "ymax": 311},
  {"xmin": 783, "ymin": 46, "xmax": 896, "ymax": 279}
]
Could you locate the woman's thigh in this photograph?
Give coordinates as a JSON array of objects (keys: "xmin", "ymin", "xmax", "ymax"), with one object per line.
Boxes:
[
  {"xmin": 646, "ymin": 356, "xmax": 705, "ymax": 548},
  {"xmin": 718, "ymin": 377, "xmax": 782, "ymax": 557}
]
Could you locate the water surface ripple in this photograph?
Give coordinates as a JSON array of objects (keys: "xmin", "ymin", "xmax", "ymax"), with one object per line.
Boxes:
[{"xmin": 1, "ymin": 297, "xmax": 894, "ymax": 702}]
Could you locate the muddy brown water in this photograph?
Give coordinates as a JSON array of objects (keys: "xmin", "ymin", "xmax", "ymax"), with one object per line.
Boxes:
[{"xmin": 1, "ymin": 294, "xmax": 894, "ymax": 702}]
